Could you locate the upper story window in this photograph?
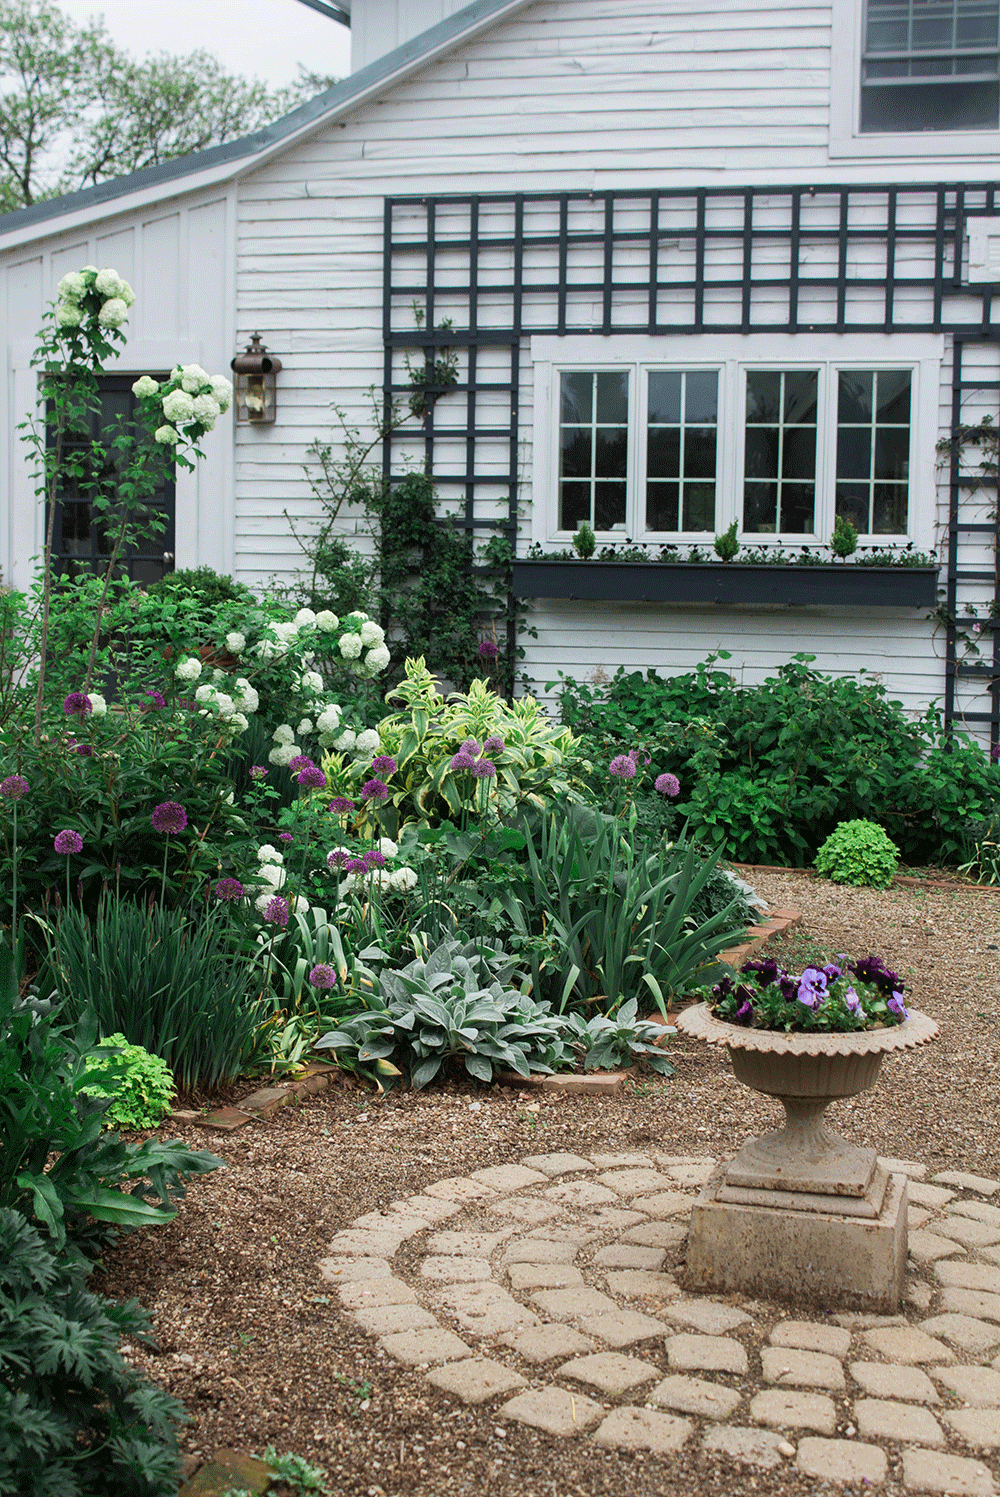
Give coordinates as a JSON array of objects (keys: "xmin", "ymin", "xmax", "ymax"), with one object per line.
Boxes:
[{"xmin": 861, "ymin": 0, "xmax": 1000, "ymax": 131}]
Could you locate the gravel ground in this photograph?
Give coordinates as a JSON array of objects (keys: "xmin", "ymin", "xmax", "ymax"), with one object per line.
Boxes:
[{"xmin": 100, "ymin": 873, "xmax": 1000, "ymax": 1497}]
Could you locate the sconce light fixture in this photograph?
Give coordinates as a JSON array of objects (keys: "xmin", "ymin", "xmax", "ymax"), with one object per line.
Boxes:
[{"xmin": 231, "ymin": 333, "xmax": 282, "ymax": 423}]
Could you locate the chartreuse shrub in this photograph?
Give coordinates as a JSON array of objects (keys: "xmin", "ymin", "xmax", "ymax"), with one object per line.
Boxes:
[
  {"xmin": 82, "ymin": 1036, "xmax": 176, "ymax": 1131},
  {"xmin": 815, "ymin": 819, "xmax": 900, "ymax": 889},
  {"xmin": 0, "ymin": 1208, "xmax": 187, "ymax": 1497}
]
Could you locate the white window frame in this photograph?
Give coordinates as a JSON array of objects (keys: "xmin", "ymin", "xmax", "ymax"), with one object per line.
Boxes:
[
  {"xmin": 830, "ymin": 0, "xmax": 1000, "ymax": 157},
  {"xmin": 530, "ymin": 332, "xmax": 943, "ymax": 552}
]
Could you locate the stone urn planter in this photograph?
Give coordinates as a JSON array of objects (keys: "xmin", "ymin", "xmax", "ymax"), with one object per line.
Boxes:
[{"xmin": 674, "ymin": 1001, "xmax": 938, "ymax": 1309}]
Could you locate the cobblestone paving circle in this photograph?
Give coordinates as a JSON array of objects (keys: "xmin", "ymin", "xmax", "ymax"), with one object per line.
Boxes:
[{"xmin": 318, "ymin": 1151, "xmax": 1000, "ymax": 1492}]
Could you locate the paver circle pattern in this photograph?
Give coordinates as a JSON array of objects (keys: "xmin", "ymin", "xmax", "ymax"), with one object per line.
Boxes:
[{"xmin": 319, "ymin": 1150, "xmax": 1000, "ymax": 1492}]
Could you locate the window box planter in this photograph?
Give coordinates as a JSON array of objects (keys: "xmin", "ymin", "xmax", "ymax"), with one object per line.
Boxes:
[{"xmin": 511, "ymin": 560, "xmax": 939, "ymax": 608}]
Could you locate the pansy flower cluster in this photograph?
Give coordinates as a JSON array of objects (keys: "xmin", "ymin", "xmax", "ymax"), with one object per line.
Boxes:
[{"xmin": 707, "ymin": 953, "xmax": 910, "ymax": 1033}]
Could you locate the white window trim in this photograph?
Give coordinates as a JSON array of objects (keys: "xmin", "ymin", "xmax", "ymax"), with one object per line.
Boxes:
[
  {"xmin": 830, "ymin": 0, "xmax": 1000, "ymax": 158},
  {"xmin": 530, "ymin": 332, "xmax": 943, "ymax": 553}
]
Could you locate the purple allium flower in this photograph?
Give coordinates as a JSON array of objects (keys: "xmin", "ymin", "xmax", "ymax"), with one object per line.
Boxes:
[
  {"xmin": 73, "ymin": 744, "xmax": 94, "ymax": 757},
  {"xmin": 478, "ymin": 640, "xmax": 499, "ymax": 660},
  {"xmin": 887, "ymin": 992, "xmax": 910, "ymax": 1020},
  {"xmin": 144, "ymin": 689, "xmax": 166, "ymax": 708},
  {"xmin": 53, "ymin": 829, "xmax": 83, "ymax": 855},
  {"xmin": 471, "ymin": 758, "xmax": 496, "ymax": 779},
  {"xmin": 0, "ymin": 775, "xmax": 29, "ymax": 802},
  {"xmin": 629, "ymin": 747, "xmax": 651, "ymax": 766},
  {"xmin": 449, "ymin": 751, "xmax": 476, "ymax": 773},
  {"xmin": 483, "ymin": 735, "xmax": 505, "ymax": 756},
  {"xmin": 993, "ymin": 742, "xmax": 1000, "ymax": 764},
  {"xmin": 345, "ymin": 857, "xmax": 370, "ymax": 875},
  {"xmin": 371, "ymin": 755, "xmax": 397, "ymax": 775},
  {"xmin": 63, "ymin": 692, "xmax": 92, "ymax": 718},
  {"xmin": 309, "ymin": 963, "xmax": 337, "ymax": 990},
  {"xmin": 279, "ymin": 832, "xmax": 294, "ymax": 843},
  {"xmin": 654, "ymin": 772, "xmax": 681, "ymax": 797},
  {"xmin": 843, "ymin": 985, "xmax": 862, "ymax": 1014},
  {"xmin": 264, "ymin": 895, "xmax": 290, "ymax": 927},
  {"xmin": 297, "ymin": 765, "xmax": 327, "ymax": 789},
  {"xmin": 328, "ymin": 797, "xmax": 355, "ymax": 814},
  {"xmin": 360, "ymin": 778, "xmax": 389, "ymax": 803},
  {"xmin": 796, "ymin": 967, "xmax": 828, "ymax": 1009},
  {"xmin": 609, "ymin": 754, "xmax": 636, "ymax": 779},
  {"xmin": 215, "ymin": 877, "xmax": 245, "ymax": 902},
  {"xmin": 288, "ymin": 754, "xmax": 315, "ymax": 773},
  {"xmin": 460, "ymin": 738, "xmax": 482, "ymax": 756},
  {"xmin": 250, "ymin": 765, "xmax": 269, "ymax": 780},
  {"xmin": 363, "ymin": 849, "xmax": 386, "ymax": 869},
  {"xmin": 151, "ymin": 800, "xmax": 188, "ymax": 835},
  {"xmin": 327, "ymin": 849, "xmax": 352, "ymax": 870}
]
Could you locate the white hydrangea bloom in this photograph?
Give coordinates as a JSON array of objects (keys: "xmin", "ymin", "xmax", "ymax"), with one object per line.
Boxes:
[
  {"xmin": 378, "ymin": 837, "xmax": 399, "ymax": 858},
  {"xmin": 294, "ymin": 608, "xmax": 317, "ymax": 626},
  {"xmin": 254, "ymin": 891, "xmax": 275, "ymax": 916},
  {"xmin": 293, "ymin": 895, "xmax": 310, "ymax": 916},
  {"xmin": 256, "ymin": 863, "xmax": 286, "ymax": 890},
  {"xmin": 88, "ymin": 692, "xmax": 107, "ymax": 718},
  {"xmin": 227, "ymin": 712, "xmax": 249, "ymax": 734},
  {"xmin": 98, "ymin": 298, "xmax": 129, "ymax": 329},
  {"xmin": 210, "ymin": 375, "xmax": 233, "ymax": 412},
  {"xmin": 296, "ymin": 718, "xmax": 313, "ymax": 735},
  {"xmin": 300, "ymin": 671, "xmax": 324, "ymax": 694},
  {"xmin": 94, "ymin": 268, "xmax": 123, "ymax": 297},
  {"xmin": 179, "ymin": 362, "xmax": 210, "ymax": 393},
  {"xmin": 56, "ymin": 303, "xmax": 83, "ymax": 328},
  {"xmin": 192, "ymin": 393, "xmax": 221, "ymax": 425},
  {"xmin": 212, "ymin": 668, "xmax": 224, "ymax": 681},
  {"xmin": 389, "ymin": 867, "xmax": 418, "ymax": 893},
  {"xmin": 339, "ymin": 632, "xmax": 363, "ymax": 660},
  {"xmin": 154, "ymin": 425, "xmax": 179, "ymax": 445},
  {"xmin": 316, "ymin": 704, "xmax": 342, "ymax": 733},
  {"xmin": 162, "ymin": 389, "xmax": 195, "ymax": 423},
  {"xmin": 269, "ymin": 742, "xmax": 299, "ymax": 767},
  {"xmin": 214, "ymin": 693, "xmax": 235, "ymax": 717},
  {"xmin": 257, "ymin": 844, "xmax": 283, "ymax": 864},
  {"xmin": 346, "ymin": 610, "xmax": 367, "ymax": 623},
  {"xmin": 356, "ymin": 728, "xmax": 380, "ymax": 755},
  {"xmin": 253, "ymin": 638, "xmax": 277, "ymax": 661},
  {"xmin": 364, "ymin": 644, "xmax": 391, "ymax": 674},
  {"xmin": 119, "ymin": 280, "xmax": 136, "ymax": 307},
  {"xmin": 194, "ymin": 683, "xmax": 214, "ymax": 703},
  {"xmin": 317, "ymin": 731, "xmax": 339, "ymax": 749},
  {"xmin": 272, "ymin": 723, "xmax": 296, "ymax": 744},
  {"xmin": 273, "ymin": 621, "xmax": 299, "ymax": 642},
  {"xmin": 57, "ymin": 271, "xmax": 87, "ymax": 302},
  {"xmin": 359, "ymin": 620, "xmax": 385, "ymax": 647},
  {"xmin": 334, "ymin": 728, "xmax": 357, "ymax": 752},
  {"xmin": 131, "ymin": 375, "xmax": 159, "ymax": 398},
  {"xmin": 315, "ymin": 610, "xmax": 339, "ymax": 631},
  {"xmin": 175, "ymin": 656, "xmax": 202, "ymax": 682},
  {"xmin": 234, "ymin": 683, "xmax": 259, "ymax": 715},
  {"xmin": 225, "ymin": 631, "xmax": 246, "ymax": 655}
]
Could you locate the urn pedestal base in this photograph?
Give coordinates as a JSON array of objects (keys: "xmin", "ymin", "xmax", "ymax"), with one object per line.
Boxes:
[{"xmin": 684, "ymin": 1163, "xmax": 908, "ymax": 1312}]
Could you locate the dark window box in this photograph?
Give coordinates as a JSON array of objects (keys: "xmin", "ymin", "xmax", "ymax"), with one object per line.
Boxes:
[{"xmin": 511, "ymin": 560, "xmax": 939, "ymax": 608}]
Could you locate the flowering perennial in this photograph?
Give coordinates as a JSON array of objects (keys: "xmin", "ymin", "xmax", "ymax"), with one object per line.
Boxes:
[
  {"xmin": 151, "ymin": 801, "xmax": 188, "ymax": 835},
  {"xmin": 706, "ymin": 953, "xmax": 910, "ymax": 1034},
  {"xmin": 0, "ymin": 776, "xmax": 29, "ymax": 802},
  {"xmin": 53, "ymin": 829, "xmax": 83, "ymax": 855}
]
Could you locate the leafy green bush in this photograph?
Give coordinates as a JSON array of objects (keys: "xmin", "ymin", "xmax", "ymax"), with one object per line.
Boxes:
[
  {"xmin": 814, "ymin": 819, "xmax": 900, "ymax": 889},
  {"xmin": 82, "ymin": 1036, "xmax": 176, "ymax": 1131},
  {"xmin": 560, "ymin": 999, "xmax": 676, "ymax": 1075},
  {"xmin": 146, "ymin": 564, "xmax": 258, "ymax": 614},
  {"xmin": 0, "ymin": 1208, "xmax": 186, "ymax": 1497},
  {"xmin": 36, "ymin": 894, "xmax": 270, "ymax": 1092},
  {"xmin": 960, "ymin": 810, "xmax": 1000, "ymax": 884}
]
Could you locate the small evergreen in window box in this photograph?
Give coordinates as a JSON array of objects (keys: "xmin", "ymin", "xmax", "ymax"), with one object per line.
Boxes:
[{"xmin": 713, "ymin": 521, "xmax": 739, "ymax": 562}]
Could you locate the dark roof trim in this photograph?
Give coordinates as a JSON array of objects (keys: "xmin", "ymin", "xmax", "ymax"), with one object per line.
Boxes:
[
  {"xmin": 0, "ymin": 0, "xmax": 525, "ymax": 239},
  {"xmin": 296, "ymin": 0, "xmax": 351, "ymax": 23}
]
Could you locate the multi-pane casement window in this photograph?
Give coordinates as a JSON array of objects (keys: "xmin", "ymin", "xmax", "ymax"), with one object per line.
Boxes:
[
  {"xmin": 861, "ymin": 0, "xmax": 1000, "ymax": 132},
  {"xmin": 535, "ymin": 335, "xmax": 940, "ymax": 551}
]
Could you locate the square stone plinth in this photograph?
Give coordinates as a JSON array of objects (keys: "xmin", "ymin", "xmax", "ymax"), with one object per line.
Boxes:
[{"xmin": 685, "ymin": 1168, "xmax": 907, "ymax": 1313}]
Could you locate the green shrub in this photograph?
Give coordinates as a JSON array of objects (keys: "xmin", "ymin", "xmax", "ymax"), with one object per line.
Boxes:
[
  {"xmin": 146, "ymin": 564, "xmax": 257, "ymax": 614},
  {"xmin": 560, "ymin": 999, "xmax": 676, "ymax": 1075},
  {"xmin": 814, "ymin": 819, "xmax": 900, "ymax": 889},
  {"xmin": 0, "ymin": 1208, "xmax": 186, "ymax": 1497},
  {"xmin": 82, "ymin": 1036, "xmax": 176, "ymax": 1131},
  {"xmin": 960, "ymin": 810, "xmax": 1000, "ymax": 884}
]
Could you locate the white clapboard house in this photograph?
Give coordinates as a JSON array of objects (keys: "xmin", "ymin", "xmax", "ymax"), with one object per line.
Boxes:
[{"xmin": 2, "ymin": 0, "xmax": 999, "ymax": 745}]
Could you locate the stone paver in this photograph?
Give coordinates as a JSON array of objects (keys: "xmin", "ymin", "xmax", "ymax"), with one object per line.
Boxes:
[
  {"xmin": 437, "ymin": 1281, "xmax": 539, "ymax": 1335},
  {"xmin": 592, "ymin": 1406, "xmax": 692, "ymax": 1453},
  {"xmin": 427, "ymin": 1230, "xmax": 508, "ymax": 1257},
  {"xmin": 597, "ymin": 1168, "xmax": 670, "ymax": 1196},
  {"xmin": 650, "ymin": 1374, "xmax": 742, "ymax": 1419},
  {"xmin": 951, "ymin": 1201, "xmax": 1000, "ymax": 1228},
  {"xmin": 902, "ymin": 1448, "xmax": 996, "ymax": 1495},
  {"xmin": 622, "ymin": 1220, "xmax": 687, "ymax": 1248},
  {"xmin": 931, "ymin": 1217, "xmax": 1000, "ymax": 1249},
  {"xmin": 327, "ymin": 1228, "xmax": 409, "ymax": 1256},
  {"xmin": 531, "ymin": 1286, "xmax": 619, "ymax": 1321},
  {"xmin": 379, "ymin": 1326, "xmax": 472, "ymax": 1366},
  {"xmin": 351, "ymin": 1303, "xmax": 439, "ymax": 1336},
  {"xmin": 501, "ymin": 1385, "xmax": 604, "ymax": 1436},
  {"xmin": 318, "ymin": 1256, "xmax": 391, "ymax": 1283},
  {"xmin": 502, "ymin": 1238, "xmax": 578, "ymax": 1265},
  {"xmin": 936, "ymin": 1260, "xmax": 1000, "ymax": 1293},
  {"xmin": 855, "ymin": 1398, "xmax": 945, "ymax": 1446},
  {"xmin": 639, "ymin": 1190, "xmax": 698, "ymax": 1218},
  {"xmin": 520, "ymin": 1152, "xmax": 596, "ymax": 1176},
  {"xmin": 761, "ymin": 1346, "xmax": 846, "ymax": 1392},
  {"xmin": 770, "ymin": 1320, "xmax": 852, "ymax": 1357},
  {"xmin": 943, "ymin": 1409, "xmax": 1000, "ymax": 1448},
  {"xmin": 501, "ymin": 1324, "xmax": 594, "ymax": 1363},
  {"xmin": 934, "ymin": 1364, "xmax": 1000, "ymax": 1404},
  {"xmin": 702, "ymin": 1425, "xmax": 788, "ymax": 1469},
  {"xmin": 336, "ymin": 1276, "xmax": 416, "ymax": 1309},
  {"xmin": 920, "ymin": 1313, "xmax": 1000, "ymax": 1355},
  {"xmin": 863, "ymin": 1325, "xmax": 955, "ymax": 1363},
  {"xmin": 910, "ymin": 1183, "xmax": 958, "ymax": 1210},
  {"xmin": 750, "ymin": 1389, "xmax": 838, "ymax": 1435},
  {"xmin": 942, "ymin": 1287, "xmax": 1000, "ymax": 1324},
  {"xmin": 796, "ymin": 1436, "xmax": 888, "ymax": 1485},
  {"xmin": 559, "ymin": 1352, "xmax": 660, "ymax": 1395},
  {"xmin": 426, "ymin": 1357, "xmax": 527, "ymax": 1404},
  {"xmin": 392, "ymin": 1194, "xmax": 464, "ymax": 1222},
  {"xmin": 506, "ymin": 1262, "xmax": 585, "ymax": 1291},
  {"xmin": 423, "ymin": 1176, "xmax": 496, "ymax": 1203},
  {"xmin": 933, "ymin": 1171, "xmax": 1000, "ymax": 1197},
  {"xmin": 579, "ymin": 1308, "xmax": 667, "ymax": 1348},
  {"xmin": 910, "ymin": 1230, "xmax": 967, "ymax": 1263},
  {"xmin": 604, "ymin": 1269, "xmax": 678, "ymax": 1298},
  {"xmin": 850, "ymin": 1361, "xmax": 940, "ymax": 1402},
  {"xmin": 469, "ymin": 1164, "xmax": 549, "ymax": 1192},
  {"xmin": 664, "ymin": 1299, "xmax": 752, "ymax": 1335},
  {"xmin": 592, "ymin": 1243, "xmax": 665, "ymax": 1269},
  {"xmin": 667, "ymin": 1333, "xmax": 748, "ymax": 1375},
  {"xmin": 544, "ymin": 1180, "xmax": 619, "ymax": 1208},
  {"xmin": 419, "ymin": 1256, "xmax": 493, "ymax": 1283}
]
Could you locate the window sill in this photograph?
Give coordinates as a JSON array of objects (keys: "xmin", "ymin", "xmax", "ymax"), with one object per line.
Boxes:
[{"xmin": 511, "ymin": 560, "xmax": 940, "ymax": 608}]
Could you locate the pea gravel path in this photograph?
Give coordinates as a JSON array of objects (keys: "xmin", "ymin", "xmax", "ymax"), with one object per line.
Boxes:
[{"xmin": 101, "ymin": 873, "xmax": 1000, "ymax": 1497}]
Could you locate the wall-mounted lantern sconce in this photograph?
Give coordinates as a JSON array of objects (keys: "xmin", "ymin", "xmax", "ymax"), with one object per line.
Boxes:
[{"xmin": 231, "ymin": 333, "xmax": 282, "ymax": 423}]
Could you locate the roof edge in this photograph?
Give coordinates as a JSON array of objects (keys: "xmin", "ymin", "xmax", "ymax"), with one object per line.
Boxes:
[{"xmin": 0, "ymin": 0, "xmax": 532, "ymax": 245}]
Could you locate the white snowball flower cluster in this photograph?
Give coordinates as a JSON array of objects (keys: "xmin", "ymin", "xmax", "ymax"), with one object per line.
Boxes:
[
  {"xmin": 389, "ymin": 867, "xmax": 418, "ymax": 893},
  {"xmin": 233, "ymin": 678, "xmax": 258, "ymax": 714},
  {"xmin": 88, "ymin": 691, "xmax": 108, "ymax": 718},
  {"xmin": 257, "ymin": 844, "xmax": 283, "ymax": 865},
  {"xmin": 378, "ymin": 837, "xmax": 398, "ymax": 857},
  {"xmin": 360, "ymin": 620, "xmax": 385, "ymax": 648},
  {"xmin": 54, "ymin": 265, "xmax": 135, "ymax": 336},
  {"xmin": 316, "ymin": 704, "xmax": 342, "ymax": 734},
  {"xmin": 225, "ymin": 631, "xmax": 246, "ymax": 655},
  {"xmin": 175, "ymin": 656, "xmax": 202, "ymax": 682},
  {"xmin": 356, "ymin": 728, "xmax": 381, "ymax": 756},
  {"xmin": 132, "ymin": 376, "xmax": 159, "ymax": 399},
  {"xmin": 295, "ymin": 608, "xmax": 317, "ymax": 626},
  {"xmin": 269, "ymin": 742, "xmax": 300, "ymax": 767},
  {"xmin": 179, "ymin": 363, "xmax": 210, "ymax": 394},
  {"xmin": 149, "ymin": 363, "xmax": 232, "ymax": 447},
  {"xmin": 296, "ymin": 718, "xmax": 313, "ymax": 735},
  {"xmin": 338, "ymin": 612, "xmax": 390, "ymax": 678},
  {"xmin": 273, "ymin": 723, "xmax": 295, "ymax": 745},
  {"xmin": 162, "ymin": 389, "xmax": 195, "ymax": 424},
  {"xmin": 98, "ymin": 299, "xmax": 129, "ymax": 329},
  {"xmin": 257, "ymin": 862, "xmax": 286, "ymax": 890},
  {"xmin": 339, "ymin": 633, "xmax": 363, "ymax": 661},
  {"xmin": 315, "ymin": 611, "xmax": 339, "ymax": 632},
  {"xmin": 300, "ymin": 670, "xmax": 324, "ymax": 695},
  {"xmin": 334, "ymin": 728, "xmax": 357, "ymax": 753}
]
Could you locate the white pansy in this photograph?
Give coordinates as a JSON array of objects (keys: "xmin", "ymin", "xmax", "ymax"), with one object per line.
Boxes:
[
  {"xmin": 225, "ymin": 631, "xmax": 246, "ymax": 655},
  {"xmin": 98, "ymin": 298, "xmax": 129, "ymax": 328},
  {"xmin": 179, "ymin": 362, "xmax": 210, "ymax": 393},
  {"xmin": 359, "ymin": 620, "xmax": 385, "ymax": 647},
  {"xmin": 132, "ymin": 375, "xmax": 159, "ymax": 398},
  {"xmin": 192, "ymin": 393, "xmax": 221, "ymax": 425},
  {"xmin": 57, "ymin": 271, "xmax": 87, "ymax": 303},
  {"xmin": 364, "ymin": 644, "xmax": 391, "ymax": 674},
  {"xmin": 268, "ymin": 742, "xmax": 299, "ymax": 767},
  {"xmin": 294, "ymin": 608, "xmax": 317, "ymax": 626},
  {"xmin": 316, "ymin": 704, "xmax": 342, "ymax": 733},
  {"xmin": 300, "ymin": 671, "xmax": 324, "ymax": 694},
  {"xmin": 175, "ymin": 656, "xmax": 202, "ymax": 682},
  {"xmin": 194, "ymin": 683, "xmax": 214, "ymax": 703},
  {"xmin": 315, "ymin": 610, "xmax": 339, "ymax": 631},
  {"xmin": 356, "ymin": 728, "xmax": 380, "ymax": 755},
  {"xmin": 333, "ymin": 728, "xmax": 357, "ymax": 752},
  {"xmin": 119, "ymin": 280, "xmax": 136, "ymax": 307},
  {"xmin": 296, "ymin": 718, "xmax": 313, "ymax": 735},
  {"xmin": 56, "ymin": 302, "xmax": 83, "ymax": 327},
  {"xmin": 339, "ymin": 632, "xmax": 363, "ymax": 660},
  {"xmin": 257, "ymin": 844, "xmax": 283, "ymax": 864},
  {"xmin": 162, "ymin": 389, "xmax": 195, "ymax": 423},
  {"xmin": 210, "ymin": 375, "xmax": 233, "ymax": 412},
  {"xmin": 378, "ymin": 838, "xmax": 399, "ymax": 858},
  {"xmin": 94, "ymin": 268, "xmax": 123, "ymax": 298},
  {"xmin": 88, "ymin": 691, "xmax": 107, "ymax": 718},
  {"xmin": 389, "ymin": 867, "xmax": 418, "ymax": 893},
  {"xmin": 154, "ymin": 425, "xmax": 179, "ymax": 445},
  {"xmin": 272, "ymin": 723, "xmax": 296, "ymax": 744}
]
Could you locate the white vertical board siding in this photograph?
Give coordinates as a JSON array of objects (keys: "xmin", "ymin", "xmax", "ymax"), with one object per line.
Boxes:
[
  {"xmin": 0, "ymin": 192, "xmax": 235, "ymax": 588},
  {"xmin": 351, "ymin": 0, "xmax": 482, "ymax": 71}
]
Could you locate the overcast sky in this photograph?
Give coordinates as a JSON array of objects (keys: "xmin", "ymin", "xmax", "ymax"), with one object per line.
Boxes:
[{"xmin": 59, "ymin": 0, "xmax": 352, "ymax": 89}]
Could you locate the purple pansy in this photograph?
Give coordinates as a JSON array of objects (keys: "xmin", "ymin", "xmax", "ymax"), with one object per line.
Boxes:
[
  {"xmin": 796, "ymin": 967, "xmax": 829, "ymax": 1009},
  {"xmin": 843, "ymin": 985, "xmax": 863, "ymax": 1014},
  {"xmin": 887, "ymin": 992, "xmax": 910, "ymax": 1020}
]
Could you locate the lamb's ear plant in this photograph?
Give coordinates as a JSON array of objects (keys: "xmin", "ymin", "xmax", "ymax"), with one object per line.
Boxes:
[{"xmin": 560, "ymin": 998, "xmax": 677, "ymax": 1075}]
